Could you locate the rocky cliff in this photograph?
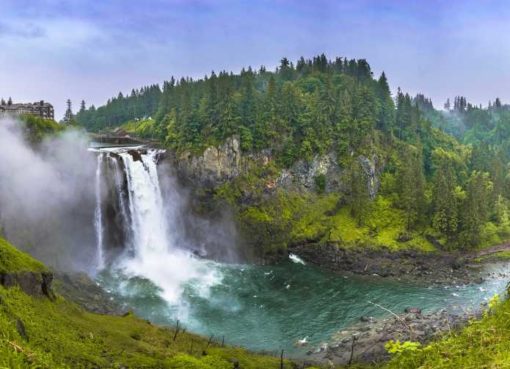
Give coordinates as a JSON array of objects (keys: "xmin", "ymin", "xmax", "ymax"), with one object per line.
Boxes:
[{"xmin": 169, "ymin": 135, "xmax": 383, "ymax": 197}]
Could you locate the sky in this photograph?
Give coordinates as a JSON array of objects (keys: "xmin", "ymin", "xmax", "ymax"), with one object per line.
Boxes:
[{"xmin": 2, "ymin": 0, "xmax": 510, "ymax": 119}]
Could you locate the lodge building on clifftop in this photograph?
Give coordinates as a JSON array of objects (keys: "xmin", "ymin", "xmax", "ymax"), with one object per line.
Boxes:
[{"xmin": 0, "ymin": 99, "xmax": 55, "ymax": 120}]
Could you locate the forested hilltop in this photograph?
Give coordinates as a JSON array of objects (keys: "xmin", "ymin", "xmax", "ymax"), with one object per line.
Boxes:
[{"xmin": 76, "ymin": 55, "xmax": 510, "ymax": 255}]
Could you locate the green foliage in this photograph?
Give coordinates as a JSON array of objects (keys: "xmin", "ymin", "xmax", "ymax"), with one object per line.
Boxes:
[
  {"xmin": 76, "ymin": 56, "xmax": 395, "ymax": 164},
  {"xmin": 432, "ymin": 150, "xmax": 461, "ymax": 244},
  {"xmin": 75, "ymin": 85, "xmax": 161, "ymax": 132},
  {"xmin": 120, "ymin": 118, "xmax": 161, "ymax": 139},
  {"xmin": 0, "ymin": 238, "xmax": 47, "ymax": 273},
  {"xmin": 383, "ymin": 297, "xmax": 510, "ymax": 369},
  {"xmin": 396, "ymin": 145, "xmax": 426, "ymax": 230},
  {"xmin": 18, "ymin": 114, "xmax": 63, "ymax": 144},
  {"xmin": 385, "ymin": 340, "xmax": 421, "ymax": 355},
  {"xmin": 314, "ymin": 174, "xmax": 326, "ymax": 193},
  {"xmin": 459, "ymin": 171, "xmax": 493, "ymax": 247}
]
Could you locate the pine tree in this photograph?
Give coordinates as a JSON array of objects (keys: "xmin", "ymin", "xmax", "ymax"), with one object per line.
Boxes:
[
  {"xmin": 335, "ymin": 90, "xmax": 353, "ymax": 156},
  {"xmin": 432, "ymin": 154, "xmax": 460, "ymax": 243},
  {"xmin": 460, "ymin": 171, "xmax": 492, "ymax": 247},
  {"xmin": 376, "ymin": 72, "xmax": 395, "ymax": 133},
  {"xmin": 63, "ymin": 99, "xmax": 73, "ymax": 123},
  {"xmin": 352, "ymin": 86, "xmax": 376, "ymax": 147},
  {"xmin": 349, "ymin": 160, "xmax": 371, "ymax": 226},
  {"xmin": 444, "ymin": 98, "xmax": 451, "ymax": 110},
  {"xmin": 398, "ymin": 145, "xmax": 426, "ymax": 230}
]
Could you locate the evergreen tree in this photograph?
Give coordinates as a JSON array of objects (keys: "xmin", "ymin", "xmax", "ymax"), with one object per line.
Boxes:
[
  {"xmin": 63, "ymin": 99, "xmax": 73, "ymax": 123},
  {"xmin": 432, "ymin": 153, "xmax": 460, "ymax": 243},
  {"xmin": 349, "ymin": 160, "xmax": 370, "ymax": 226},
  {"xmin": 398, "ymin": 145, "xmax": 426, "ymax": 230},
  {"xmin": 376, "ymin": 72, "xmax": 395, "ymax": 133},
  {"xmin": 460, "ymin": 171, "xmax": 492, "ymax": 247}
]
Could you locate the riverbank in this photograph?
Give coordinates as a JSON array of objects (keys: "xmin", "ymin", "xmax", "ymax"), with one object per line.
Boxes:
[
  {"xmin": 283, "ymin": 242, "xmax": 510, "ymax": 365},
  {"xmin": 310, "ymin": 307, "xmax": 479, "ymax": 366},
  {"xmin": 289, "ymin": 242, "xmax": 510, "ymax": 286}
]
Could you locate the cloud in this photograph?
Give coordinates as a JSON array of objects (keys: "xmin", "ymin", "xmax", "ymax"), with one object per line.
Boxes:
[
  {"xmin": 2, "ymin": 0, "xmax": 510, "ymax": 116},
  {"xmin": 0, "ymin": 21, "xmax": 46, "ymax": 39}
]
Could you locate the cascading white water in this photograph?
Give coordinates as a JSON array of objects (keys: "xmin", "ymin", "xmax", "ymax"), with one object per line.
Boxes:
[
  {"xmin": 93, "ymin": 146, "xmax": 220, "ymax": 315},
  {"xmin": 109, "ymin": 155, "xmax": 132, "ymax": 252},
  {"xmin": 94, "ymin": 153, "xmax": 105, "ymax": 270},
  {"xmin": 120, "ymin": 150, "xmax": 170, "ymax": 256}
]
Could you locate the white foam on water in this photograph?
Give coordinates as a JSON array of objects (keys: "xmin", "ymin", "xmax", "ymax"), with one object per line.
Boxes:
[{"xmin": 289, "ymin": 253, "xmax": 306, "ymax": 265}]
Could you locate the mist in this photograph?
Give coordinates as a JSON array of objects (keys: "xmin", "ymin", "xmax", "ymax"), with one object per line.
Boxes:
[
  {"xmin": 157, "ymin": 160, "xmax": 243, "ymax": 263},
  {"xmin": 0, "ymin": 118, "xmax": 97, "ymax": 271},
  {"xmin": 0, "ymin": 117, "xmax": 242, "ymax": 279}
]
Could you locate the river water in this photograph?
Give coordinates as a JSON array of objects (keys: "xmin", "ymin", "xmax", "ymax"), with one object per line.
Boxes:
[{"xmin": 98, "ymin": 259, "xmax": 509, "ymax": 356}]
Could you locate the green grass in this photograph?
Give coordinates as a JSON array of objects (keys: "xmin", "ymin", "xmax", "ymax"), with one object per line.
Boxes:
[
  {"xmin": 329, "ymin": 197, "xmax": 434, "ymax": 252},
  {"xmin": 120, "ymin": 118, "xmax": 160, "ymax": 139},
  {"xmin": 0, "ymin": 286, "xmax": 292, "ymax": 369},
  {"xmin": 0, "ymin": 238, "xmax": 47, "ymax": 273},
  {"xmin": 238, "ymin": 190, "xmax": 436, "ymax": 254}
]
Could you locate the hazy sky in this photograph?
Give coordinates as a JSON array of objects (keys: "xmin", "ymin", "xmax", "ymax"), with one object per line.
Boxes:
[{"xmin": 2, "ymin": 0, "xmax": 510, "ymax": 119}]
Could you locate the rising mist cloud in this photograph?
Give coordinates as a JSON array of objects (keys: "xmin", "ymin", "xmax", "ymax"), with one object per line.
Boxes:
[{"xmin": 0, "ymin": 118, "xmax": 97, "ymax": 271}]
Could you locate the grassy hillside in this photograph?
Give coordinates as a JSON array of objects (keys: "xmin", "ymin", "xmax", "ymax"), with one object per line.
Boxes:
[
  {"xmin": 0, "ymin": 237, "xmax": 291, "ymax": 369},
  {"xmin": 0, "ymin": 237, "xmax": 47, "ymax": 273}
]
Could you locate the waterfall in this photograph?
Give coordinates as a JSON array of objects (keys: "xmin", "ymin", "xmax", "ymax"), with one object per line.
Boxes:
[
  {"xmin": 120, "ymin": 150, "xmax": 171, "ymax": 256},
  {"xmin": 92, "ymin": 146, "xmax": 221, "ymax": 310},
  {"xmin": 94, "ymin": 153, "xmax": 105, "ymax": 270}
]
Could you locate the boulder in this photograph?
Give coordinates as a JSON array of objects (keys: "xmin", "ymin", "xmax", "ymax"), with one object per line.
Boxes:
[
  {"xmin": 405, "ymin": 307, "xmax": 422, "ymax": 314},
  {"xmin": 0, "ymin": 272, "xmax": 55, "ymax": 300}
]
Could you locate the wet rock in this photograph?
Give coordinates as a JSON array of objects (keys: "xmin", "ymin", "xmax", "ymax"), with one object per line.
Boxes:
[
  {"xmin": 55, "ymin": 272, "xmax": 125, "ymax": 315},
  {"xmin": 312, "ymin": 308, "xmax": 474, "ymax": 367},
  {"xmin": 360, "ymin": 316, "xmax": 375, "ymax": 323},
  {"xmin": 127, "ymin": 149, "xmax": 143, "ymax": 162},
  {"xmin": 404, "ymin": 307, "xmax": 422, "ymax": 314}
]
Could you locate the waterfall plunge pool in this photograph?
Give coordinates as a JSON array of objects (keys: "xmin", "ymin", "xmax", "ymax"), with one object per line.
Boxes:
[{"xmin": 98, "ymin": 259, "xmax": 510, "ymax": 356}]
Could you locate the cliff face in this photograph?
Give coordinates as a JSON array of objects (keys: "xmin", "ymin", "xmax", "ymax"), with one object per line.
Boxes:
[
  {"xmin": 174, "ymin": 136, "xmax": 242, "ymax": 186},
  {"xmin": 169, "ymin": 136, "xmax": 383, "ymax": 197}
]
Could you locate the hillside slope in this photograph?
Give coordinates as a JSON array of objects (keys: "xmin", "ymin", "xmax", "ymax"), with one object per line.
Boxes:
[{"xmin": 0, "ymin": 237, "xmax": 290, "ymax": 369}]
